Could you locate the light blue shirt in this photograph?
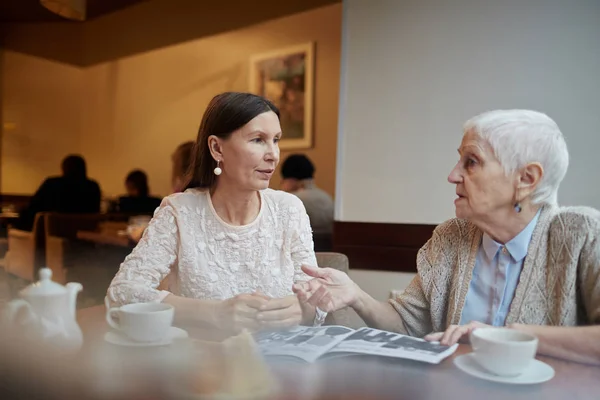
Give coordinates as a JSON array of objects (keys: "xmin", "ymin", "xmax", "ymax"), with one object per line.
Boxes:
[{"xmin": 460, "ymin": 210, "xmax": 541, "ymax": 326}]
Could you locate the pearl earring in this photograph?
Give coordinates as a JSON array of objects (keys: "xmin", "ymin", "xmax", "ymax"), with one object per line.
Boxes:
[
  {"xmin": 514, "ymin": 202, "xmax": 522, "ymax": 213},
  {"xmin": 213, "ymin": 160, "xmax": 222, "ymax": 176}
]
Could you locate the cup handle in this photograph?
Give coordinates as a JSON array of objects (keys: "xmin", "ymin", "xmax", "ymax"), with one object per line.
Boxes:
[{"xmin": 106, "ymin": 307, "xmax": 122, "ymax": 331}]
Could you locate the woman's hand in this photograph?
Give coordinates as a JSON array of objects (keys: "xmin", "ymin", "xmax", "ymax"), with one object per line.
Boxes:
[
  {"xmin": 215, "ymin": 293, "xmax": 269, "ymax": 334},
  {"xmin": 256, "ymin": 295, "xmax": 303, "ymax": 330},
  {"xmin": 424, "ymin": 321, "xmax": 489, "ymax": 346},
  {"xmin": 292, "ymin": 265, "xmax": 360, "ymax": 313}
]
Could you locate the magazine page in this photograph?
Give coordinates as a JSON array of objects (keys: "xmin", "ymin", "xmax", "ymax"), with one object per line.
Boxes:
[
  {"xmin": 254, "ymin": 325, "xmax": 355, "ymax": 363},
  {"xmin": 324, "ymin": 327, "xmax": 459, "ymax": 364}
]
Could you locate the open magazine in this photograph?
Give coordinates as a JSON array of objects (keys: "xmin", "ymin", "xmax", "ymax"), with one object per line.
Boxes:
[{"xmin": 254, "ymin": 325, "xmax": 458, "ymax": 364}]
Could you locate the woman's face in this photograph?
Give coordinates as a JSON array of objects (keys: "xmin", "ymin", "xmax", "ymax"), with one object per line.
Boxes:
[
  {"xmin": 447, "ymin": 130, "xmax": 517, "ymax": 221},
  {"xmin": 213, "ymin": 111, "xmax": 281, "ymax": 191}
]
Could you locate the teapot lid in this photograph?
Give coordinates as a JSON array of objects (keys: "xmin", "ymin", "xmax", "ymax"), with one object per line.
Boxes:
[{"xmin": 20, "ymin": 268, "xmax": 66, "ymax": 297}]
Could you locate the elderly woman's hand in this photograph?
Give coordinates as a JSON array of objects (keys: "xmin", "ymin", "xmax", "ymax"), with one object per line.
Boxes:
[
  {"xmin": 292, "ymin": 265, "xmax": 360, "ymax": 313},
  {"xmin": 424, "ymin": 321, "xmax": 490, "ymax": 346}
]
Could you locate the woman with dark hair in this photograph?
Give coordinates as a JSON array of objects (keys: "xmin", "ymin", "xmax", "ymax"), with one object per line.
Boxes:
[
  {"xmin": 115, "ymin": 169, "xmax": 161, "ymax": 215},
  {"xmin": 107, "ymin": 92, "xmax": 323, "ymax": 335}
]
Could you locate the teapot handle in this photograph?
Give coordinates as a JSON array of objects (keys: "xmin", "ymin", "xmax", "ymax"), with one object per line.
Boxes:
[{"xmin": 4, "ymin": 299, "xmax": 37, "ymax": 326}]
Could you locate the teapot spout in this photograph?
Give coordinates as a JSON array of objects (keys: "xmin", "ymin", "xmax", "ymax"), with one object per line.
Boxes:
[{"xmin": 66, "ymin": 282, "xmax": 83, "ymax": 317}]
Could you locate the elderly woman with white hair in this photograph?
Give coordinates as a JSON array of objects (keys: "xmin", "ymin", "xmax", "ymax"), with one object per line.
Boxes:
[{"xmin": 291, "ymin": 109, "xmax": 600, "ymax": 365}]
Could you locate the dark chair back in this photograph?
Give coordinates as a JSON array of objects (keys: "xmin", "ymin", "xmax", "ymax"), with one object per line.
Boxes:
[
  {"xmin": 313, "ymin": 232, "xmax": 333, "ymax": 252},
  {"xmin": 44, "ymin": 213, "xmax": 105, "ymax": 240}
]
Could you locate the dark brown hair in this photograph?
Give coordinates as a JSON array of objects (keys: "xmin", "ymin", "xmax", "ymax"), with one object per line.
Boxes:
[
  {"xmin": 184, "ymin": 92, "xmax": 279, "ymax": 189},
  {"xmin": 171, "ymin": 141, "xmax": 194, "ymax": 191},
  {"xmin": 61, "ymin": 155, "xmax": 87, "ymax": 180},
  {"xmin": 125, "ymin": 169, "xmax": 149, "ymax": 197}
]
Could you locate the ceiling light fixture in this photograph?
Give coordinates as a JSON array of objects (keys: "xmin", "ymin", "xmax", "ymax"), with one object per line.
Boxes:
[{"xmin": 40, "ymin": 0, "xmax": 86, "ymax": 21}]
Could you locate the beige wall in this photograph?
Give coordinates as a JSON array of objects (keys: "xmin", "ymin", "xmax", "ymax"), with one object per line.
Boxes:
[
  {"xmin": 337, "ymin": 0, "xmax": 600, "ymax": 224},
  {"xmin": 1, "ymin": 51, "xmax": 83, "ymax": 194},
  {"xmin": 81, "ymin": 4, "xmax": 341, "ymax": 198},
  {"xmin": 1, "ymin": 3, "xmax": 341, "ymax": 198},
  {"xmin": 336, "ymin": 0, "xmax": 600, "ymax": 296}
]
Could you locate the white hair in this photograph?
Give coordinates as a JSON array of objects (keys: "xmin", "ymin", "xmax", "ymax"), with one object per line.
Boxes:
[{"xmin": 463, "ymin": 109, "xmax": 569, "ymax": 206}]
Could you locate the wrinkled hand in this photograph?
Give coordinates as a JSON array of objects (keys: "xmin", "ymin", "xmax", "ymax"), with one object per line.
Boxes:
[
  {"xmin": 292, "ymin": 265, "xmax": 359, "ymax": 313},
  {"xmin": 256, "ymin": 295, "xmax": 303, "ymax": 330},
  {"xmin": 216, "ymin": 293, "xmax": 269, "ymax": 334},
  {"xmin": 424, "ymin": 321, "xmax": 490, "ymax": 346}
]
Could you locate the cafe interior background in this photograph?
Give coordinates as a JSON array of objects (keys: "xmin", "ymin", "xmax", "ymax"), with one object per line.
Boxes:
[
  {"xmin": 0, "ymin": 0, "xmax": 599, "ymax": 396},
  {"xmin": 2, "ymin": 0, "xmax": 600, "ymax": 310}
]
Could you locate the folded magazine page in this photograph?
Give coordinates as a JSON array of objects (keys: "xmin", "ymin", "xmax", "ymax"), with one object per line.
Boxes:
[
  {"xmin": 255, "ymin": 326, "xmax": 457, "ymax": 364},
  {"xmin": 255, "ymin": 325, "xmax": 355, "ymax": 363},
  {"xmin": 324, "ymin": 327, "xmax": 459, "ymax": 364}
]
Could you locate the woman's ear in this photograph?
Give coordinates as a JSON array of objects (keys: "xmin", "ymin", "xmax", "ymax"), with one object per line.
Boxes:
[
  {"xmin": 207, "ymin": 135, "xmax": 223, "ymax": 161},
  {"xmin": 517, "ymin": 162, "xmax": 544, "ymax": 200}
]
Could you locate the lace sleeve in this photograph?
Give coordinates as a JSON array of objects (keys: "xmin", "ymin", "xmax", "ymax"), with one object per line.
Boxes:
[
  {"xmin": 106, "ymin": 201, "xmax": 179, "ymax": 307},
  {"xmin": 291, "ymin": 204, "xmax": 318, "ymax": 284}
]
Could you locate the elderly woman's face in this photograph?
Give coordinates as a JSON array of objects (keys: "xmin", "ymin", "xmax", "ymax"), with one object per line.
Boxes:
[{"xmin": 448, "ymin": 130, "xmax": 516, "ymax": 220}]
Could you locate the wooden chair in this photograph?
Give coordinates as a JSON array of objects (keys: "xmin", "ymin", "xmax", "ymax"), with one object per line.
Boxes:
[
  {"xmin": 5, "ymin": 213, "xmax": 47, "ymax": 297},
  {"xmin": 44, "ymin": 213, "xmax": 105, "ymax": 284},
  {"xmin": 316, "ymin": 252, "xmax": 365, "ymax": 328},
  {"xmin": 6, "ymin": 213, "xmax": 46, "ymax": 281},
  {"xmin": 45, "ymin": 213, "xmax": 133, "ymax": 308}
]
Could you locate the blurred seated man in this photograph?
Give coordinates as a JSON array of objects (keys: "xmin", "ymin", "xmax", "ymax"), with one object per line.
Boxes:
[
  {"xmin": 115, "ymin": 170, "xmax": 162, "ymax": 215},
  {"xmin": 280, "ymin": 154, "xmax": 334, "ymax": 235},
  {"xmin": 14, "ymin": 155, "xmax": 101, "ymax": 231}
]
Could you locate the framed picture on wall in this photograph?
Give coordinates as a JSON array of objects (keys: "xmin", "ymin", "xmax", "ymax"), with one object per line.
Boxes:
[{"xmin": 249, "ymin": 42, "xmax": 314, "ymax": 150}]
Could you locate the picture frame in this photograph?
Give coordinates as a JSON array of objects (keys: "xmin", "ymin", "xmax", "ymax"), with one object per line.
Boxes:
[{"xmin": 249, "ymin": 42, "xmax": 314, "ymax": 150}]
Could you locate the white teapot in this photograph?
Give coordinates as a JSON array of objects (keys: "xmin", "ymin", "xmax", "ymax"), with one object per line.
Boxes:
[{"xmin": 3, "ymin": 268, "xmax": 83, "ymax": 352}]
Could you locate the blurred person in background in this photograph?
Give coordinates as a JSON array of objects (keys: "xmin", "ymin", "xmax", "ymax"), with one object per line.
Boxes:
[
  {"xmin": 126, "ymin": 142, "xmax": 195, "ymax": 243},
  {"xmin": 280, "ymin": 154, "xmax": 334, "ymax": 235},
  {"xmin": 15, "ymin": 155, "xmax": 101, "ymax": 231},
  {"xmin": 115, "ymin": 169, "xmax": 162, "ymax": 215}
]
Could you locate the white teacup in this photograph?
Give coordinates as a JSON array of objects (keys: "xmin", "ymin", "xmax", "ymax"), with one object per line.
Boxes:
[
  {"xmin": 106, "ymin": 302, "xmax": 174, "ymax": 343},
  {"xmin": 470, "ymin": 327, "xmax": 538, "ymax": 377}
]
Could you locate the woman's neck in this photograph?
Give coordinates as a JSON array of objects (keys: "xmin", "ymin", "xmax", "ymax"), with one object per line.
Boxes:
[
  {"xmin": 210, "ymin": 181, "xmax": 261, "ymax": 226},
  {"xmin": 476, "ymin": 203, "xmax": 541, "ymax": 244}
]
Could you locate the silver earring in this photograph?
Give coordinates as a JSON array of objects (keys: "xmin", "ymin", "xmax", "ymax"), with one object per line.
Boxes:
[
  {"xmin": 213, "ymin": 160, "xmax": 222, "ymax": 176},
  {"xmin": 514, "ymin": 202, "xmax": 522, "ymax": 213}
]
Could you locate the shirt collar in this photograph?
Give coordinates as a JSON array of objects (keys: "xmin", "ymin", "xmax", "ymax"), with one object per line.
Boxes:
[
  {"xmin": 301, "ymin": 179, "xmax": 316, "ymax": 190},
  {"xmin": 481, "ymin": 209, "xmax": 541, "ymax": 262}
]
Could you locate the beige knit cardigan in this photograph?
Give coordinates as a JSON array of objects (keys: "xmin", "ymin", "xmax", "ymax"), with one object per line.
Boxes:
[{"xmin": 390, "ymin": 205, "xmax": 600, "ymax": 337}]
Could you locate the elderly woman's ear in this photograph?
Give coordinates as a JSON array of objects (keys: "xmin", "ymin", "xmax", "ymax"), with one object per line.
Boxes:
[{"xmin": 516, "ymin": 162, "xmax": 544, "ymax": 200}]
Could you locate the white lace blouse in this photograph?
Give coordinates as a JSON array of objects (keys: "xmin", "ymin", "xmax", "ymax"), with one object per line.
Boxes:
[{"xmin": 106, "ymin": 188, "xmax": 317, "ymax": 307}]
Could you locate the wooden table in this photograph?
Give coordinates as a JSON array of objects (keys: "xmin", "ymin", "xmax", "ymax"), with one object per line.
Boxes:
[
  {"xmin": 76, "ymin": 306, "xmax": 600, "ymax": 400},
  {"xmin": 0, "ymin": 212, "xmax": 19, "ymax": 220},
  {"xmin": 77, "ymin": 223, "xmax": 132, "ymax": 248},
  {"xmin": 77, "ymin": 230, "xmax": 132, "ymax": 248}
]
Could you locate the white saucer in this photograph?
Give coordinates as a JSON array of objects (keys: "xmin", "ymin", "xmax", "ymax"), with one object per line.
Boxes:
[
  {"xmin": 104, "ymin": 327, "xmax": 189, "ymax": 347},
  {"xmin": 454, "ymin": 353, "xmax": 554, "ymax": 385}
]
